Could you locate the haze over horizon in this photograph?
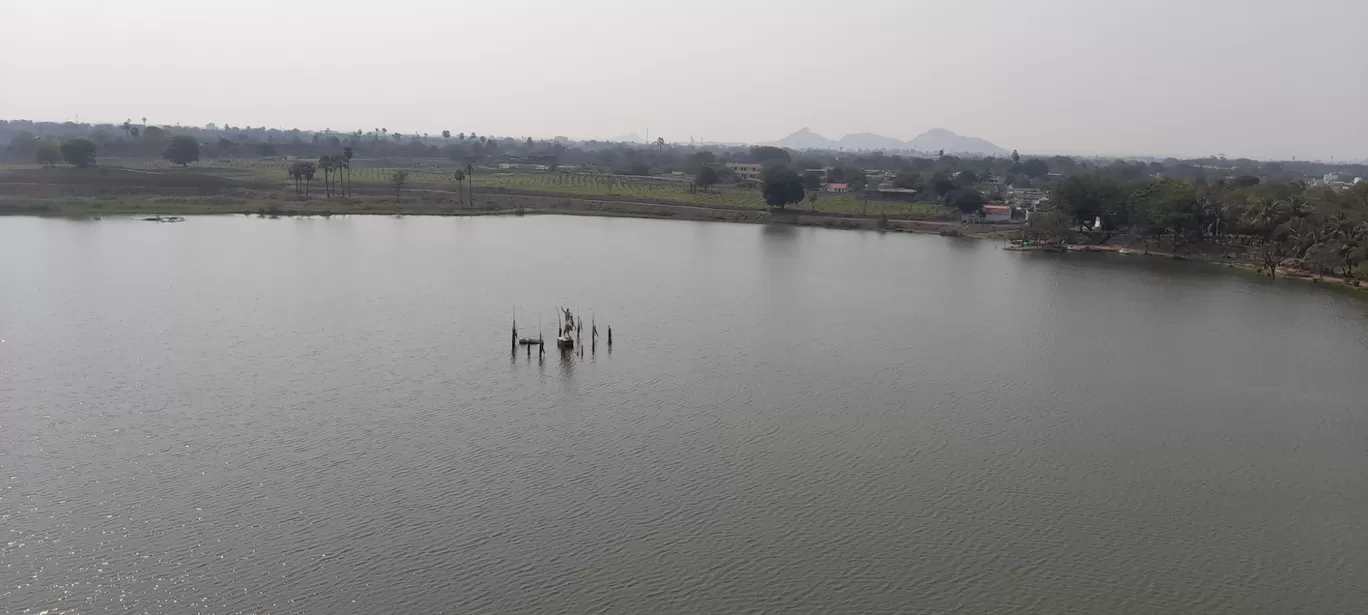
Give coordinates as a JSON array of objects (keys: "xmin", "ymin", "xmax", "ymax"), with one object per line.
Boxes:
[{"xmin": 3, "ymin": 0, "xmax": 1366, "ymax": 160}]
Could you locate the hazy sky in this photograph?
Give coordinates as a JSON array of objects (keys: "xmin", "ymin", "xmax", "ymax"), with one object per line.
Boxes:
[{"xmin": 3, "ymin": 0, "xmax": 1366, "ymax": 160}]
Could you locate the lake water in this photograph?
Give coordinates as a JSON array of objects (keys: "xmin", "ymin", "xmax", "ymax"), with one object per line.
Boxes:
[{"xmin": 3, "ymin": 214, "xmax": 1367, "ymax": 615}]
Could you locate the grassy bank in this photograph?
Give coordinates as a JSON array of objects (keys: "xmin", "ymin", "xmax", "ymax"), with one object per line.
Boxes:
[{"xmin": 0, "ymin": 162, "xmax": 957, "ymax": 221}]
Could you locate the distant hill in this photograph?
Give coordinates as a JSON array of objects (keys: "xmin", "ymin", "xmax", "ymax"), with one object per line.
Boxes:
[
  {"xmin": 908, "ymin": 129, "xmax": 1008, "ymax": 156},
  {"xmin": 767, "ymin": 127, "xmax": 837, "ymax": 150},
  {"xmin": 838, "ymin": 132, "xmax": 911, "ymax": 150},
  {"xmin": 764, "ymin": 127, "xmax": 1007, "ymax": 156}
]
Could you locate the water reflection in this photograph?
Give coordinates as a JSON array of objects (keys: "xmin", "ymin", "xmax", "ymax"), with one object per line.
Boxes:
[{"xmin": 4, "ymin": 214, "xmax": 1368, "ymax": 615}]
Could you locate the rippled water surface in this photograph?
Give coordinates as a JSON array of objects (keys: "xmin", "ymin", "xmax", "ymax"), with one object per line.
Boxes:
[{"xmin": 3, "ymin": 215, "xmax": 1368, "ymax": 614}]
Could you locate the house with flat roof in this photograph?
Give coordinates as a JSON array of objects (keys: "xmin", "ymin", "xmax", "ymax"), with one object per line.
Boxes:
[{"xmin": 726, "ymin": 162, "xmax": 763, "ymax": 182}]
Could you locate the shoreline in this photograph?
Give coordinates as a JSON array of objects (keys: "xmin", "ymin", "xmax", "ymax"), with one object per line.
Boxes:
[
  {"xmin": 0, "ymin": 191, "xmax": 992, "ymax": 234},
  {"xmin": 5, "ymin": 194, "xmax": 1365, "ymax": 295}
]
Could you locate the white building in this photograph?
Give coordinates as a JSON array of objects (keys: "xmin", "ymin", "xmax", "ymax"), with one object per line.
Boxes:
[{"xmin": 726, "ymin": 162, "xmax": 763, "ymax": 182}]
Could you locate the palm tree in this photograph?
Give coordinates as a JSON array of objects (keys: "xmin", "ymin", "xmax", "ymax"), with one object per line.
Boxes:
[
  {"xmin": 453, "ymin": 170, "xmax": 466, "ymax": 206},
  {"xmin": 342, "ymin": 147, "xmax": 354, "ymax": 198},
  {"xmin": 1243, "ymin": 198, "xmax": 1289, "ymax": 242},
  {"xmin": 288, "ymin": 162, "xmax": 304, "ymax": 196},
  {"xmin": 442, "ymin": 130, "xmax": 450, "ymax": 143},
  {"xmin": 317, "ymin": 155, "xmax": 335, "ymax": 199},
  {"xmin": 121, "ymin": 119, "xmax": 132, "ymax": 139},
  {"xmin": 1323, "ymin": 214, "xmax": 1367, "ymax": 277},
  {"xmin": 655, "ymin": 137, "xmax": 665, "ymax": 153},
  {"xmin": 465, "ymin": 162, "xmax": 475, "ymax": 206}
]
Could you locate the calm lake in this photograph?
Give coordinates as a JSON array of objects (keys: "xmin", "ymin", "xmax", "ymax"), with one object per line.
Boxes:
[{"xmin": 3, "ymin": 214, "xmax": 1367, "ymax": 614}]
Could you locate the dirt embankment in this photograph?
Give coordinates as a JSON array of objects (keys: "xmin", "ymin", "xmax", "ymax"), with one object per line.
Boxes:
[
  {"xmin": 472, "ymin": 192, "xmax": 1013, "ymax": 235},
  {"xmin": 0, "ymin": 165, "xmax": 1018, "ymax": 236}
]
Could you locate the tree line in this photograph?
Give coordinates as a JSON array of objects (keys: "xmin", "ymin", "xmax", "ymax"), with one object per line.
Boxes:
[
  {"xmin": 1028, "ymin": 174, "xmax": 1368, "ymax": 280},
  {"xmin": 6, "ymin": 119, "xmax": 1363, "ymax": 190}
]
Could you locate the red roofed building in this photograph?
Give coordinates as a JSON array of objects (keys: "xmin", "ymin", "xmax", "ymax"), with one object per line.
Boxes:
[
  {"xmin": 961, "ymin": 205, "xmax": 1016, "ymax": 224},
  {"xmin": 982, "ymin": 205, "xmax": 1012, "ymax": 222},
  {"xmin": 825, "ymin": 183, "xmax": 850, "ymax": 193}
]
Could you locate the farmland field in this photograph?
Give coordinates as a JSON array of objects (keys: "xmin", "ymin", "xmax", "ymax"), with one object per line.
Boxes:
[{"xmin": 0, "ymin": 158, "xmax": 957, "ymax": 221}]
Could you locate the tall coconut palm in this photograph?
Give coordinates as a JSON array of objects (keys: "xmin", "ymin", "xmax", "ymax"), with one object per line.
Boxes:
[
  {"xmin": 655, "ymin": 137, "xmax": 665, "ymax": 153},
  {"xmin": 1243, "ymin": 198, "xmax": 1290, "ymax": 242},
  {"xmin": 465, "ymin": 162, "xmax": 475, "ymax": 206},
  {"xmin": 453, "ymin": 170, "xmax": 466, "ymax": 206},
  {"xmin": 317, "ymin": 155, "xmax": 334, "ymax": 199},
  {"xmin": 342, "ymin": 147, "xmax": 354, "ymax": 198}
]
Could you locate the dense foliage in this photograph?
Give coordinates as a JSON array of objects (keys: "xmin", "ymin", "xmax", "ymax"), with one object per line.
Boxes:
[
  {"xmin": 1029, "ymin": 174, "xmax": 1368, "ymax": 279},
  {"xmin": 59, "ymin": 139, "xmax": 97, "ymax": 168},
  {"xmin": 163, "ymin": 135, "xmax": 200, "ymax": 167},
  {"xmin": 761, "ymin": 166, "xmax": 804, "ymax": 209}
]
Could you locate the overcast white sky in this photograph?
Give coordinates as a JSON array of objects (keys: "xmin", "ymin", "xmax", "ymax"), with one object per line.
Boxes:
[{"xmin": 2, "ymin": 0, "xmax": 1365, "ymax": 159}]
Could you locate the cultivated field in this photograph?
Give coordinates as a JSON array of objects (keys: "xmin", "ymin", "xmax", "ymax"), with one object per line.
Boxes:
[{"xmin": 0, "ymin": 158, "xmax": 956, "ymax": 221}]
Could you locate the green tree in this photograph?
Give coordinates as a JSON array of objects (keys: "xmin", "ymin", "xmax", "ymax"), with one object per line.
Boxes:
[
  {"xmin": 801, "ymin": 170, "xmax": 822, "ymax": 191},
  {"xmin": 442, "ymin": 130, "xmax": 451, "ymax": 143},
  {"xmin": 301, "ymin": 162, "xmax": 316, "ymax": 197},
  {"xmin": 695, "ymin": 165, "xmax": 719, "ymax": 192},
  {"xmin": 60, "ymin": 139, "xmax": 97, "ymax": 167},
  {"xmin": 686, "ymin": 151, "xmax": 716, "ymax": 174},
  {"xmin": 1021, "ymin": 159, "xmax": 1049, "ymax": 178},
  {"xmin": 256, "ymin": 142, "xmax": 277, "ymax": 157},
  {"xmin": 929, "ymin": 170, "xmax": 957, "ymax": 197},
  {"xmin": 390, "ymin": 170, "xmax": 410, "ymax": 202},
  {"xmin": 35, "ymin": 141, "xmax": 61, "ymax": 167},
  {"xmin": 1052, "ymin": 173, "xmax": 1126, "ymax": 230},
  {"xmin": 342, "ymin": 147, "xmax": 354, "ymax": 197},
  {"xmin": 761, "ymin": 165, "xmax": 804, "ymax": 209},
  {"xmin": 216, "ymin": 137, "xmax": 237, "ymax": 157},
  {"xmin": 950, "ymin": 189, "xmax": 986, "ymax": 214},
  {"xmin": 288, "ymin": 162, "xmax": 308, "ymax": 196},
  {"xmin": 893, "ymin": 170, "xmax": 923, "ymax": 191},
  {"xmin": 750, "ymin": 145, "xmax": 790, "ymax": 164},
  {"xmin": 465, "ymin": 163, "xmax": 475, "ymax": 206},
  {"xmin": 1232, "ymin": 174, "xmax": 1261, "ymax": 188},
  {"xmin": 7, "ymin": 130, "xmax": 38, "ymax": 155},
  {"xmin": 1026, "ymin": 209, "xmax": 1074, "ymax": 245},
  {"xmin": 1011, "ymin": 149, "xmax": 1020, "ymax": 163},
  {"xmin": 453, "ymin": 170, "xmax": 466, "ymax": 205},
  {"xmin": 163, "ymin": 135, "xmax": 200, "ymax": 166}
]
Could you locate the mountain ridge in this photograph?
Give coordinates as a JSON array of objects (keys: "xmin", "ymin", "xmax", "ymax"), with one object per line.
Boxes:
[{"xmin": 765, "ymin": 127, "xmax": 1007, "ymax": 155}]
